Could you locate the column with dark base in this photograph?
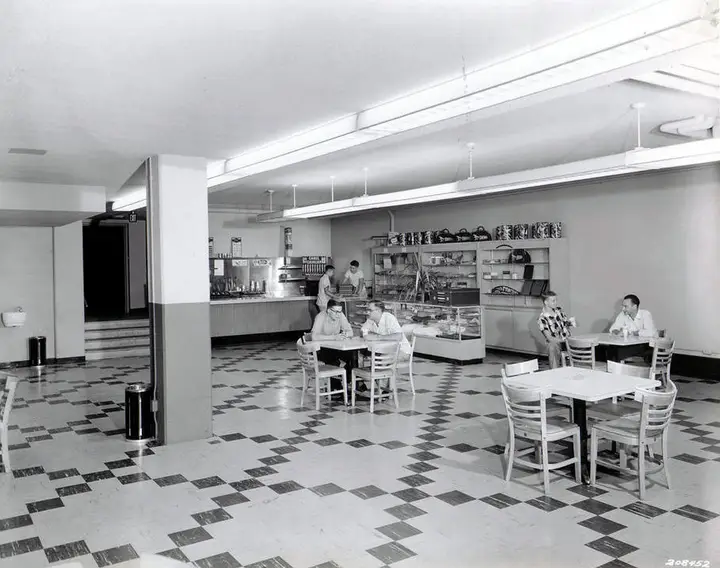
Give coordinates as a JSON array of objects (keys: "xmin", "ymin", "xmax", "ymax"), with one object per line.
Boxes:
[{"xmin": 147, "ymin": 155, "xmax": 212, "ymax": 445}]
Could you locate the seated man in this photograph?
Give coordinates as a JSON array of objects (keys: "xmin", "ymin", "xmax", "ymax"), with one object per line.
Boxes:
[
  {"xmin": 311, "ymin": 300, "xmax": 353, "ymax": 394},
  {"xmin": 607, "ymin": 294, "xmax": 655, "ymax": 362},
  {"xmin": 311, "ymin": 299, "xmax": 353, "ymax": 340},
  {"xmin": 361, "ymin": 300, "xmax": 412, "ymax": 359}
]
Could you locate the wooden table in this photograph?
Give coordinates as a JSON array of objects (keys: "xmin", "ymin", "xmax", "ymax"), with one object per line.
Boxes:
[{"xmin": 506, "ymin": 366, "xmax": 659, "ymax": 483}]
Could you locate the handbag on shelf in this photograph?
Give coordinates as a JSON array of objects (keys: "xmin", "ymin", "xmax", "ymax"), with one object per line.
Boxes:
[
  {"xmin": 435, "ymin": 229, "xmax": 457, "ymax": 243},
  {"xmin": 509, "ymin": 249, "xmax": 532, "ymax": 264},
  {"xmin": 454, "ymin": 228, "xmax": 473, "ymax": 242},
  {"xmin": 472, "ymin": 226, "xmax": 492, "ymax": 241}
]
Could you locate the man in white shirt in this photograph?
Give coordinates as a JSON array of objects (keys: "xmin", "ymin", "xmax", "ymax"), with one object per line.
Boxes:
[
  {"xmin": 316, "ymin": 265, "xmax": 341, "ymax": 312},
  {"xmin": 609, "ymin": 294, "xmax": 656, "ymax": 338},
  {"xmin": 343, "ymin": 260, "xmax": 366, "ymax": 297},
  {"xmin": 361, "ymin": 300, "xmax": 412, "ymax": 358},
  {"xmin": 608, "ymin": 294, "xmax": 656, "ymax": 362}
]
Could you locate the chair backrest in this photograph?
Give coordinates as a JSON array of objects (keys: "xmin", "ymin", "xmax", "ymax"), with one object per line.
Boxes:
[
  {"xmin": 369, "ymin": 341, "xmax": 400, "ymax": 375},
  {"xmin": 650, "ymin": 338, "xmax": 674, "ymax": 376},
  {"xmin": 0, "ymin": 375, "xmax": 19, "ymax": 428},
  {"xmin": 606, "ymin": 360, "xmax": 652, "ymax": 379},
  {"xmin": 565, "ymin": 337, "xmax": 597, "ymax": 369},
  {"xmin": 296, "ymin": 341, "xmax": 320, "ymax": 374},
  {"xmin": 635, "ymin": 379, "xmax": 676, "ymax": 442},
  {"xmin": 501, "ymin": 359, "xmax": 539, "ymax": 380},
  {"xmin": 501, "ymin": 380, "xmax": 549, "ymax": 436}
]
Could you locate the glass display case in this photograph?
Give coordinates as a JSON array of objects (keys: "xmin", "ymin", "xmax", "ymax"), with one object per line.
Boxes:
[
  {"xmin": 386, "ymin": 301, "xmax": 482, "ymax": 341},
  {"xmin": 421, "ymin": 246, "xmax": 478, "ymax": 291},
  {"xmin": 342, "ymin": 298, "xmax": 370, "ymax": 329}
]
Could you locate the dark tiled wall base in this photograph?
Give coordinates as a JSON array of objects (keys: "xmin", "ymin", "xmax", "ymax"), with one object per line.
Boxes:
[{"xmin": 0, "ymin": 356, "xmax": 86, "ymax": 370}]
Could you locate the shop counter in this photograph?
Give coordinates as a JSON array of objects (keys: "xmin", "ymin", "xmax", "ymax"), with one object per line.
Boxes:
[{"xmin": 210, "ymin": 296, "xmax": 316, "ymax": 338}]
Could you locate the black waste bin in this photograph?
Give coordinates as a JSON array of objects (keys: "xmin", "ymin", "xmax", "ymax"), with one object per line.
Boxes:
[
  {"xmin": 125, "ymin": 383, "xmax": 155, "ymax": 442},
  {"xmin": 29, "ymin": 336, "xmax": 47, "ymax": 367}
]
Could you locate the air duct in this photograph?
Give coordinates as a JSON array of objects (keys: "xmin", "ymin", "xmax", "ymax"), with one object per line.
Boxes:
[{"xmin": 659, "ymin": 115, "xmax": 716, "ymax": 139}]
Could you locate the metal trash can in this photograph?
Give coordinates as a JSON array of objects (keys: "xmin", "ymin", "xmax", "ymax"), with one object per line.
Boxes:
[
  {"xmin": 29, "ymin": 336, "xmax": 47, "ymax": 367},
  {"xmin": 125, "ymin": 383, "xmax": 155, "ymax": 442}
]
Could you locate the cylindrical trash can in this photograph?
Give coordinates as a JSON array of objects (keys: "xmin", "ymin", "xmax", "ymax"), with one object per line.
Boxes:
[
  {"xmin": 125, "ymin": 383, "xmax": 155, "ymax": 442},
  {"xmin": 29, "ymin": 336, "xmax": 47, "ymax": 367}
]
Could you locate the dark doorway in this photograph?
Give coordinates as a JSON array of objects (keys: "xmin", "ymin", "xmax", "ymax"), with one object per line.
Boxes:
[{"xmin": 83, "ymin": 224, "xmax": 128, "ymax": 319}]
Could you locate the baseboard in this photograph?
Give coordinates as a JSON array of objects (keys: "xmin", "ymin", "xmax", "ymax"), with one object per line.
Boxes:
[
  {"xmin": 0, "ymin": 356, "xmax": 87, "ymax": 369},
  {"xmin": 415, "ymin": 353, "xmax": 484, "ymax": 366},
  {"xmin": 488, "ymin": 347, "xmax": 718, "ymax": 381},
  {"xmin": 211, "ymin": 331, "xmax": 306, "ymax": 347}
]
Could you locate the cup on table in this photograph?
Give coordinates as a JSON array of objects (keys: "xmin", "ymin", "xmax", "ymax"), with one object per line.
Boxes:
[{"xmin": 569, "ymin": 317, "xmax": 577, "ymax": 327}]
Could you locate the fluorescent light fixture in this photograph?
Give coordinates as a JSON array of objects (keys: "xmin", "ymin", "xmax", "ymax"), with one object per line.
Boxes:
[
  {"xmin": 255, "ymin": 139, "xmax": 720, "ymax": 222},
  {"xmin": 111, "ymin": 186, "xmax": 146, "ymax": 212},
  {"xmin": 626, "ymin": 138, "xmax": 720, "ymax": 169},
  {"xmin": 210, "ymin": 0, "xmax": 717, "ymax": 189}
]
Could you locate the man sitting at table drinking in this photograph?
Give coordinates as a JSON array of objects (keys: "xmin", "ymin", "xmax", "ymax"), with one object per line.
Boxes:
[{"xmin": 607, "ymin": 294, "xmax": 656, "ymax": 362}]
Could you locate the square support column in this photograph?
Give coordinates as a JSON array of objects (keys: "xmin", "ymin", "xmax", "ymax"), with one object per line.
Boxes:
[{"xmin": 146, "ymin": 155, "xmax": 212, "ymax": 444}]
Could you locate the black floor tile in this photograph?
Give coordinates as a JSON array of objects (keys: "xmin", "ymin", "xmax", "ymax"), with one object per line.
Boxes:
[
  {"xmin": 195, "ymin": 552, "xmax": 243, "ymax": 568},
  {"xmin": 392, "ymin": 488, "xmax": 430, "ymax": 503},
  {"xmin": 155, "ymin": 474, "xmax": 188, "ymax": 487},
  {"xmin": 479, "ymin": 493, "xmax": 521, "ymax": 509},
  {"xmin": 44, "ymin": 540, "xmax": 91, "ymax": 563},
  {"xmin": 672, "ymin": 505, "xmax": 719, "ymax": 522},
  {"xmin": 585, "ymin": 536, "xmax": 638, "ymax": 558},
  {"xmin": 192, "ymin": 508, "xmax": 234, "ymax": 526},
  {"xmin": 212, "ymin": 492, "xmax": 251, "ymax": 508},
  {"xmin": 27, "ymin": 497, "xmax": 64, "ymax": 514},
  {"xmin": 351, "ymin": 485, "xmax": 387, "ymax": 500},
  {"xmin": 578, "ymin": 516, "xmax": 627, "ymax": 536},
  {"xmin": 192, "ymin": 476, "xmax": 226, "ymax": 489},
  {"xmin": 573, "ymin": 499, "xmax": 616, "ymax": 516},
  {"xmin": 0, "ymin": 537, "xmax": 43, "ymax": 559},
  {"xmin": 310, "ymin": 483, "xmax": 345, "ymax": 497},
  {"xmin": 168, "ymin": 526, "xmax": 213, "ymax": 547},
  {"xmin": 56, "ymin": 483, "xmax": 92, "ymax": 497},
  {"xmin": 435, "ymin": 490, "xmax": 475, "ymax": 506},
  {"xmin": 366, "ymin": 541, "xmax": 416, "ymax": 564},
  {"xmin": 268, "ymin": 480, "xmax": 304, "ymax": 494},
  {"xmin": 93, "ymin": 544, "xmax": 140, "ymax": 567}
]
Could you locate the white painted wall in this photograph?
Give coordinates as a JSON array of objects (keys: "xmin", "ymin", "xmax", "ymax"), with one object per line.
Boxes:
[
  {"xmin": 208, "ymin": 213, "xmax": 332, "ymax": 258},
  {"xmin": 53, "ymin": 222, "xmax": 85, "ymax": 359},
  {"xmin": 0, "ymin": 227, "xmax": 56, "ymax": 363},
  {"xmin": 331, "ymin": 165, "xmax": 720, "ymax": 357}
]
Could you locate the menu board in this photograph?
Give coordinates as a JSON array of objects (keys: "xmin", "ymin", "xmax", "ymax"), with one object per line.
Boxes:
[{"xmin": 231, "ymin": 237, "xmax": 242, "ymax": 258}]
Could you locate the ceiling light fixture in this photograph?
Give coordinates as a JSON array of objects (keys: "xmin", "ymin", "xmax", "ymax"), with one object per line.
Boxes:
[
  {"xmin": 255, "ymin": 139, "xmax": 720, "ymax": 221},
  {"xmin": 209, "ymin": 0, "xmax": 716, "ymax": 188}
]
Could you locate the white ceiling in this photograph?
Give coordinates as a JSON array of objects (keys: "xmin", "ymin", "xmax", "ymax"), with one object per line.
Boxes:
[
  {"xmin": 209, "ymin": 80, "xmax": 720, "ymax": 208},
  {"xmin": 1, "ymin": 0, "xmax": 667, "ymax": 194}
]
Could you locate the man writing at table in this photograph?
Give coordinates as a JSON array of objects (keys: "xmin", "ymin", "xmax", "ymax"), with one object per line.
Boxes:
[{"xmin": 607, "ymin": 294, "xmax": 656, "ymax": 362}]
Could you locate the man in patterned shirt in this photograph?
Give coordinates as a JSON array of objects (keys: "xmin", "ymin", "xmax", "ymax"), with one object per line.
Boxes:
[{"xmin": 537, "ymin": 291, "xmax": 576, "ymax": 368}]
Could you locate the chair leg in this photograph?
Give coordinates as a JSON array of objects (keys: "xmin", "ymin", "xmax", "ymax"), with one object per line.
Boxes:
[
  {"xmin": 315, "ymin": 376, "xmax": 320, "ymax": 411},
  {"xmin": 573, "ymin": 431, "xmax": 581, "ymax": 484},
  {"xmin": 638, "ymin": 443, "xmax": 646, "ymax": 500},
  {"xmin": 661, "ymin": 432, "xmax": 672, "ymax": 490},
  {"xmin": 1, "ymin": 428, "xmax": 9, "ymax": 474},
  {"xmin": 541, "ymin": 440, "xmax": 550, "ymax": 495},
  {"xmin": 408, "ymin": 362, "xmax": 416, "ymax": 395},
  {"xmin": 391, "ymin": 374, "xmax": 399, "ymax": 409},
  {"xmin": 369, "ymin": 378, "xmax": 375, "ymax": 414},
  {"xmin": 300, "ymin": 369, "xmax": 306, "ymax": 407},
  {"xmin": 341, "ymin": 375, "xmax": 348, "ymax": 406},
  {"xmin": 351, "ymin": 372, "xmax": 357, "ymax": 408},
  {"xmin": 504, "ymin": 435, "xmax": 515, "ymax": 482},
  {"xmin": 590, "ymin": 430, "xmax": 598, "ymax": 486},
  {"xmin": 535, "ymin": 441, "xmax": 541, "ymax": 464},
  {"xmin": 619, "ymin": 445, "xmax": 628, "ymax": 470}
]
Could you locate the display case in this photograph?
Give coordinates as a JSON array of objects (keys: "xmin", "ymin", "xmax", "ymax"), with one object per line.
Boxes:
[
  {"xmin": 421, "ymin": 244, "xmax": 478, "ymax": 292},
  {"xmin": 386, "ymin": 301, "xmax": 485, "ymax": 363},
  {"xmin": 479, "ymin": 243, "xmax": 550, "ymax": 309},
  {"xmin": 342, "ymin": 298, "xmax": 370, "ymax": 329}
]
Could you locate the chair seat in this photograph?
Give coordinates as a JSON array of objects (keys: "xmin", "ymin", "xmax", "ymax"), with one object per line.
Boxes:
[
  {"xmin": 589, "ymin": 399, "xmax": 641, "ymax": 419},
  {"xmin": 592, "ymin": 415, "xmax": 660, "ymax": 445},
  {"xmin": 514, "ymin": 416, "xmax": 579, "ymax": 440},
  {"xmin": 316, "ymin": 364, "xmax": 347, "ymax": 378},
  {"xmin": 352, "ymin": 368, "xmax": 393, "ymax": 380}
]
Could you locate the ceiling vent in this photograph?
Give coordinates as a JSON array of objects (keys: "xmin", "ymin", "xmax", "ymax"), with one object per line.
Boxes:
[{"xmin": 8, "ymin": 148, "xmax": 47, "ymax": 155}]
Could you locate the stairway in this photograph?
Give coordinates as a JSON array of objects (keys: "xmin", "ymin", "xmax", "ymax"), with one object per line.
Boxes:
[{"xmin": 85, "ymin": 319, "xmax": 151, "ymax": 361}]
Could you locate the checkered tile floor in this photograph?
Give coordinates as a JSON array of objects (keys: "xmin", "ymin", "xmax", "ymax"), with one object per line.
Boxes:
[{"xmin": 1, "ymin": 342, "xmax": 719, "ymax": 568}]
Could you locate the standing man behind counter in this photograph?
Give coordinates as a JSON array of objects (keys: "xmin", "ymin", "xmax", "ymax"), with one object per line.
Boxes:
[
  {"xmin": 343, "ymin": 260, "xmax": 366, "ymax": 297},
  {"xmin": 316, "ymin": 264, "xmax": 342, "ymax": 313}
]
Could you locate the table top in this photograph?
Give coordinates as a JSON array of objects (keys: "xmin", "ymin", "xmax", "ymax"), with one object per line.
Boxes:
[
  {"xmin": 505, "ymin": 366, "xmax": 659, "ymax": 402},
  {"xmin": 310, "ymin": 337, "xmax": 397, "ymax": 351},
  {"xmin": 573, "ymin": 332, "xmax": 651, "ymax": 346}
]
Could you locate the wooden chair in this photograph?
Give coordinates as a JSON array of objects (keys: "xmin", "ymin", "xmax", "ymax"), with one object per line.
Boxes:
[
  {"xmin": 394, "ymin": 333, "xmax": 416, "ymax": 396},
  {"xmin": 502, "ymin": 359, "xmax": 573, "ymax": 421},
  {"xmin": 565, "ymin": 337, "xmax": 598, "ymax": 369},
  {"xmin": 590, "ymin": 380, "xmax": 676, "ymax": 500},
  {"xmin": 649, "ymin": 338, "xmax": 674, "ymax": 388},
  {"xmin": 501, "ymin": 380, "xmax": 581, "ymax": 495},
  {"xmin": 0, "ymin": 375, "xmax": 20, "ymax": 474},
  {"xmin": 351, "ymin": 342, "xmax": 400, "ymax": 413},
  {"xmin": 296, "ymin": 340, "xmax": 347, "ymax": 411}
]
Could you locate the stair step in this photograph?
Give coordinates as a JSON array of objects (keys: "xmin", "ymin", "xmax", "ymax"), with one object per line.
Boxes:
[
  {"xmin": 85, "ymin": 319, "xmax": 149, "ymax": 332},
  {"xmin": 85, "ymin": 347, "xmax": 150, "ymax": 361},
  {"xmin": 86, "ymin": 336, "xmax": 151, "ymax": 350},
  {"xmin": 85, "ymin": 327, "xmax": 149, "ymax": 340}
]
